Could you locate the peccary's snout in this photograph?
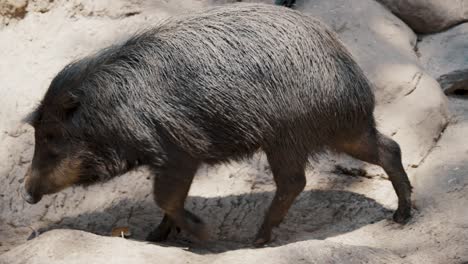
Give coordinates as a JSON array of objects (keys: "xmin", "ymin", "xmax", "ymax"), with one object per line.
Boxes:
[
  {"xmin": 22, "ymin": 167, "xmax": 43, "ymax": 204},
  {"xmin": 21, "ymin": 186, "xmax": 40, "ymax": 204}
]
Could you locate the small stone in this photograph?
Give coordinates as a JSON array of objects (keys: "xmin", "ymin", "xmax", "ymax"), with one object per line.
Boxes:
[{"xmin": 111, "ymin": 227, "xmax": 131, "ymax": 238}]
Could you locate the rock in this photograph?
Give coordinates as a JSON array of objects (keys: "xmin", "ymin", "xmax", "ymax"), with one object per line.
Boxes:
[
  {"xmin": 376, "ymin": 0, "xmax": 468, "ymax": 34},
  {"xmin": 418, "ymin": 23, "xmax": 468, "ymax": 79},
  {"xmin": 437, "ymin": 69, "xmax": 468, "ymax": 96},
  {"xmin": 0, "ymin": 229, "xmax": 406, "ymax": 264}
]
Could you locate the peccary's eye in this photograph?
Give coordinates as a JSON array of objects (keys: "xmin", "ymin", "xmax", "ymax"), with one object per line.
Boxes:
[
  {"xmin": 45, "ymin": 134, "xmax": 54, "ymax": 141},
  {"xmin": 48, "ymin": 144, "xmax": 61, "ymax": 157},
  {"xmin": 49, "ymin": 149, "xmax": 60, "ymax": 158}
]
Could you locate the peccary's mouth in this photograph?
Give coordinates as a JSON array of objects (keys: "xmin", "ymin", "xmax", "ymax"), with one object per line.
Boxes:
[{"xmin": 21, "ymin": 187, "xmax": 42, "ymax": 204}]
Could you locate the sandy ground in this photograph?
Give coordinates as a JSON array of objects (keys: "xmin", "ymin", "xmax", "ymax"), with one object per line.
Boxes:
[{"xmin": 0, "ymin": 0, "xmax": 467, "ymax": 263}]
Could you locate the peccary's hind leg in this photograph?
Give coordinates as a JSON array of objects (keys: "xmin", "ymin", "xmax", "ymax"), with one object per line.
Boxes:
[
  {"xmin": 146, "ymin": 156, "xmax": 206, "ymax": 242},
  {"xmin": 338, "ymin": 128, "xmax": 412, "ymax": 224},
  {"xmin": 254, "ymin": 148, "xmax": 307, "ymax": 246}
]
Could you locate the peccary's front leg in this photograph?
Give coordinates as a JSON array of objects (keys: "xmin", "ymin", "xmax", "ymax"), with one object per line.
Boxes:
[
  {"xmin": 146, "ymin": 214, "xmax": 177, "ymax": 242},
  {"xmin": 146, "ymin": 155, "xmax": 206, "ymax": 242}
]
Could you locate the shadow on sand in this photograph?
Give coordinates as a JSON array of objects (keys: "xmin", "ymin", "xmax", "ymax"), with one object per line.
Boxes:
[{"xmin": 32, "ymin": 188, "xmax": 393, "ymax": 253}]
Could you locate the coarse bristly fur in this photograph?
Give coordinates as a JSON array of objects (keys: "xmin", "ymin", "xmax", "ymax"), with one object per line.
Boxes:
[
  {"xmin": 40, "ymin": 3, "xmax": 374, "ymax": 164},
  {"xmin": 24, "ymin": 3, "xmax": 412, "ymax": 245}
]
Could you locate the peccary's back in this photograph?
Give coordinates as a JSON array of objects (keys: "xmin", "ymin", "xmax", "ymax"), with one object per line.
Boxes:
[{"xmin": 85, "ymin": 4, "xmax": 376, "ymax": 161}]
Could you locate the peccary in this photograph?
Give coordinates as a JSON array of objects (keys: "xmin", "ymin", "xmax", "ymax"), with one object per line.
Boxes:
[{"xmin": 21, "ymin": 3, "xmax": 412, "ymax": 246}]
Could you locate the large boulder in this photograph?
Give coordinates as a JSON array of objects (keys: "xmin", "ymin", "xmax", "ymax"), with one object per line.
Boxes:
[{"xmin": 376, "ymin": 0, "xmax": 468, "ymax": 34}]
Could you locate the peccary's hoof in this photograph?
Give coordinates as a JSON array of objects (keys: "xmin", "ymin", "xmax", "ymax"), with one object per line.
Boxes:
[
  {"xmin": 253, "ymin": 230, "xmax": 271, "ymax": 247},
  {"xmin": 146, "ymin": 227, "xmax": 172, "ymax": 242},
  {"xmin": 393, "ymin": 207, "xmax": 411, "ymax": 224},
  {"xmin": 191, "ymin": 224, "xmax": 209, "ymax": 241},
  {"xmin": 184, "ymin": 210, "xmax": 209, "ymax": 241},
  {"xmin": 253, "ymin": 237, "xmax": 270, "ymax": 248}
]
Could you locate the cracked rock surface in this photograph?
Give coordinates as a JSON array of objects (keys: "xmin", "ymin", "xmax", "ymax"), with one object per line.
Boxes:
[{"xmin": 0, "ymin": 0, "xmax": 467, "ymax": 263}]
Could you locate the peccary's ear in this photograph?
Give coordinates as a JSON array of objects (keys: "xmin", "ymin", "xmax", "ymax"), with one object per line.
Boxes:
[
  {"xmin": 59, "ymin": 92, "xmax": 80, "ymax": 118},
  {"xmin": 22, "ymin": 108, "xmax": 41, "ymax": 126}
]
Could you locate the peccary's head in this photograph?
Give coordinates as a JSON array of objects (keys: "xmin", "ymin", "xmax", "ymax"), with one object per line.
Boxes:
[
  {"xmin": 22, "ymin": 92, "xmax": 84, "ymax": 204},
  {"xmin": 22, "ymin": 61, "xmax": 132, "ymax": 204}
]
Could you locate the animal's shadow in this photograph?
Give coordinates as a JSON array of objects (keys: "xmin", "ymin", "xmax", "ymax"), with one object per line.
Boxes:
[{"xmin": 34, "ymin": 189, "xmax": 392, "ymax": 253}]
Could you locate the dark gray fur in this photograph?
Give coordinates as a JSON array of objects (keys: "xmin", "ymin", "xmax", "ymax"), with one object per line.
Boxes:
[{"xmin": 74, "ymin": 4, "xmax": 373, "ymax": 164}]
